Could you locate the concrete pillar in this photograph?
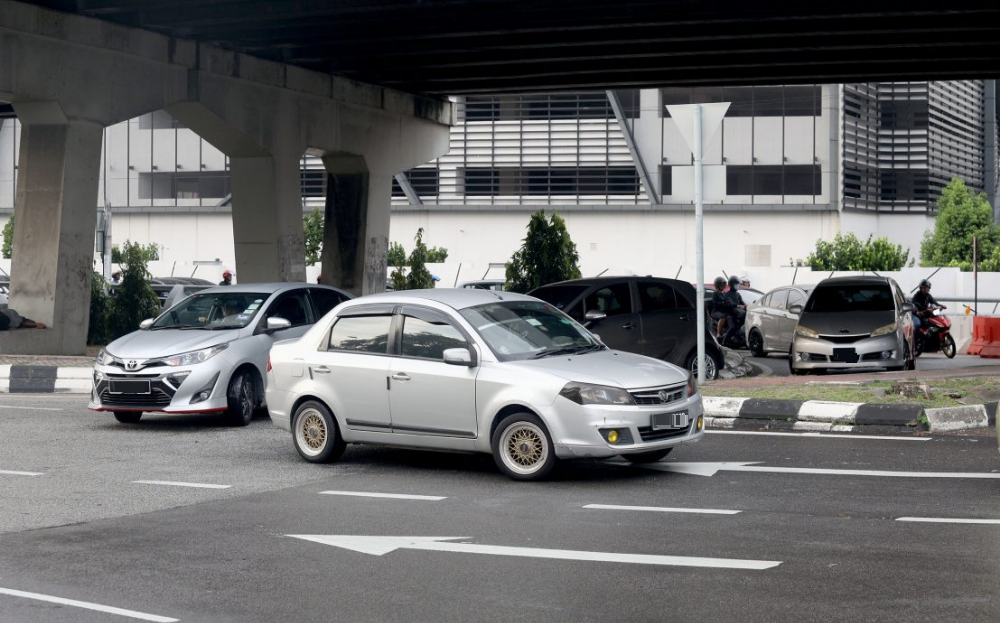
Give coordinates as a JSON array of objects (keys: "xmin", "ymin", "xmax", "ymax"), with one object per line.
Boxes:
[
  {"xmin": 6, "ymin": 117, "xmax": 103, "ymax": 354},
  {"xmin": 230, "ymin": 152, "xmax": 307, "ymax": 284},
  {"xmin": 319, "ymin": 154, "xmax": 390, "ymax": 296}
]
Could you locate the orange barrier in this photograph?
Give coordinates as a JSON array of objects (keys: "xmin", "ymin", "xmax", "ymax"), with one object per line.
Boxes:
[{"xmin": 967, "ymin": 316, "xmax": 1000, "ymax": 358}]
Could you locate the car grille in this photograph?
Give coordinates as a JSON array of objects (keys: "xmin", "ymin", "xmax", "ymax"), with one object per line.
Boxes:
[
  {"xmin": 108, "ymin": 358, "xmax": 167, "ymax": 371},
  {"xmin": 99, "ymin": 388, "xmax": 172, "ymax": 407},
  {"xmin": 630, "ymin": 384, "xmax": 686, "ymax": 406},
  {"xmin": 819, "ymin": 334, "xmax": 868, "ymax": 344},
  {"xmin": 638, "ymin": 421, "xmax": 693, "ymax": 442}
]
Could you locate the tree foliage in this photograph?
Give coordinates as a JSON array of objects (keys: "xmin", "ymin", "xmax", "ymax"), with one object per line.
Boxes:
[
  {"xmin": 303, "ymin": 207, "xmax": 324, "ymax": 266},
  {"xmin": 387, "ymin": 241, "xmax": 407, "ymax": 268},
  {"xmin": 389, "ymin": 228, "xmax": 437, "ymax": 290},
  {"xmin": 805, "ymin": 233, "xmax": 911, "ymax": 271},
  {"xmin": 88, "ymin": 271, "xmax": 111, "ymax": 345},
  {"xmin": 920, "ymin": 178, "xmax": 1000, "ymax": 271},
  {"xmin": 505, "ymin": 211, "xmax": 582, "ymax": 293},
  {"xmin": 109, "ymin": 240, "xmax": 161, "ymax": 339},
  {"xmin": 112, "ymin": 242, "xmax": 159, "ymax": 264},
  {"xmin": 2, "ymin": 215, "xmax": 12, "ymax": 259}
]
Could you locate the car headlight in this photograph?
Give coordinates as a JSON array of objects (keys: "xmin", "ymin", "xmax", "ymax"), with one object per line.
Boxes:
[
  {"xmin": 686, "ymin": 373, "xmax": 698, "ymax": 398},
  {"xmin": 559, "ymin": 382, "xmax": 635, "ymax": 406},
  {"xmin": 163, "ymin": 343, "xmax": 229, "ymax": 367},
  {"xmin": 795, "ymin": 325, "xmax": 819, "ymax": 339},
  {"xmin": 96, "ymin": 348, "xmax": 113, "ymax": 366},
  {"xmin": 870, "ymin": 322, "xmax": 897, "ymax": 338}
]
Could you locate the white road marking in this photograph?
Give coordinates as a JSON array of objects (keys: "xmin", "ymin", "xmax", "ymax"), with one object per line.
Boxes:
[
  {"xmin": 643, "ymin": 462, "xmax": 1000, "ymax": 479},
  {"xmin": 897, "ymin": 517, "xmax": 1000, "ymax": 525},
  {"xmin": 288, "ymin": 534, "xmax": 782, "ymax": 570},
  {"xmin": 0, "ymin": 404, "xmax": 64, "ymax": 411},
  {"xmin": 707, "ymin": 430, "xmax": 931, "ymax": 441},
  {"xmin": 320, "ymin": 490, "xmax": 446, "ymax": 501},
  {"xmin": 132, "ymin": 480, "xmax": 230, "ymax": 489},
  {"xmin": 0, "ymin": 470, "xmax": 43, "ymax": 476},
  {"xmin": 0, "ymin": 586, "xmax": 178, "ymax": 622},
  {"xmin": 583, "ymin": 504, "xmax": 740, "ymax": 515}
]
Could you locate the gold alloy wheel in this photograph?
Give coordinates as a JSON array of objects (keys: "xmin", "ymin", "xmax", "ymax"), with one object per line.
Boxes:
[
  {"xmin": 499, "ymin": 421, "xmax": 549, "ymax": 475},
  {"xmin": 296, "ymin": 409, "xmax": 328, "ymax": 456}
]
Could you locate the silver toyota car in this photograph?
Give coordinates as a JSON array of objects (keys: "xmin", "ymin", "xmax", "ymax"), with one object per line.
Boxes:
[
  {"xmin": 89, "ymin": 283, "xmax": 352, "ymax": 425},
  {"xmin": 266, "ymin": 289, "xmax": 704, "ymax": 481},
  {"xmin": 790, "ymin": 276, "xmax": 915, "ymax": 375}
]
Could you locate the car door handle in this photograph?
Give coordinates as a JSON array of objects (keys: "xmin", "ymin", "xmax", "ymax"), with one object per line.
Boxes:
[
  {"xmin": 391, "ymin": 373, "xmax": 411, "ymax": 381},
  {"xmin": 622, "ymin": 322, "xmax": 635, "ymax": 330},
  {"xmin": 313, "ymin": 366, "xmax": 331, "ymax": 374},
  {"xmin": 678, "ymin": 315, "xmax": 690, "ymax": 321}
]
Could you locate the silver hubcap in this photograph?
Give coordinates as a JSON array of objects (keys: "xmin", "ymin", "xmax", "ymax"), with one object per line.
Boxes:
[
  {"xmin": 692, "ymin": 356, "xmax": 717, "ymax": 379},
  {"xmin": 296, "ymin": 409, "xmax": 328, "ymax": 457},
  {"xmin": 499, "ymin": 421, "xmax": 548, "ymax": 475}
]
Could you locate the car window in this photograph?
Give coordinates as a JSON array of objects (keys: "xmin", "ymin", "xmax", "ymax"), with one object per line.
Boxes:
[
  {"xmin": 584, "ymin": 282, "xmax": 633, "ymax": 317},
  {"xmin": 637, "ymin": 281, "xmax": 677, "ymax": 311},
  {"xmin": 530, "ymin": 284, "xmax": 589, "ymax": 313},
  {"xmin": 786, "ymin": 289, "xmax": 806, "ymax": 309},
  {"xmin": 759, "ymin": 293, "xmax": 771, "ymax": 307},
  {"xmin": 328, "ymin": 315, "xmax": 392, "ymax": 353},
  {"xmin": 151, "ymin": 291, "xmax": 271, "ymax": 330},
  {"xmin": 770, "ymin": 289, "xmax": 789, "ymax": 310},
  {"xmin": 400, "ymin": 315, "xmax": 468, "ymax": 360},
  {"xmin": 460, "ymin": 301, "xmax": 602, "ymax": 362},
  {"xmin": 266, "ymin": 291, "xmax": 313, "ymax": 327},
  {"xmin": 310, "ymin": 288, "xmax": 347, "ymax": 317},
  {"xmin": 806, "ymin": 284, "xmax": 894, "ymax": 313}
]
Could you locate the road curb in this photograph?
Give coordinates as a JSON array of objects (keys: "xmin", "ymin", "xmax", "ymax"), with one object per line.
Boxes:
[
  {"xmin": 702, "ymin": 396, "xmax": 996, "ymax": 434},
  {"xmin": 0, "ymin": 365, "xmax": 92, "ymax": 394}
]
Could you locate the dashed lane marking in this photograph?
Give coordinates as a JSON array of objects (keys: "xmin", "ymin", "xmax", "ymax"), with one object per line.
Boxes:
[
  {"xmin": 0, "ymin": 404, "xmax": 64, "ymax": 411},
  {"xmin": 0, "ymin": 470, "xmax": 43, "ymax": 476},
  {"xmin": 0, "ymin": 586, "xmax": 178, "ymax": 622},
  {"xmin": 319, "ymin": 490, "xmax": 446, "ymax": 501},
  {"xmin": 897, "ymin": 517, "xmax": 1000, "ymax": 525},
  {"xmin": 132, "ymin": 480, "xmax": 231, "ymax": 489},
  {"xmin": 707, "ymin": 430, "xmax": 930, "ymax": 441},
  {"xmin": 583, "ymin": 504, "xmax": 741, "ymax": 515}
]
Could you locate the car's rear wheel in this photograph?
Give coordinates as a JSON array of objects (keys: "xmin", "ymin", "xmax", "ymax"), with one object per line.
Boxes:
[
  {"xmin": 685, "ymin": 350, "xmax": 721, "ymax": 380},
  {"xmin": 622, "ymin": 448, "xmax": 673, "ymax": 463},
  {"xmin": 748, "ymin": 329, "xmax": 765, "ymax": 357},
  {"xmin": 226, "ymin": 370, "xmax": 256, "ymax": 427},
  {"xmin": 941, "ymin": 334, "xmax": 957, "ymax": 359},
  {"xmin": 492, "ymin": 413, "xmax": 557, "ymax": 481},
  {"xmin": 113, "ymin": 411, "xmax": 142, "ymax": 424},
  {"xmin": 292, "ymin": 400, "xmax": 346, "ymax": 463}
]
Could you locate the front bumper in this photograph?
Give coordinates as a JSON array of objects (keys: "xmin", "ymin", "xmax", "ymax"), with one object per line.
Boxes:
[
  {"xmin": 543, "ymin": 393, "xmax": 705, "ymax": 459},
  {"xmin": 86, "ymin": 361, "xmax": 229, "ymax": 414},
  {"xmin": 791, "ymin": 333, "xmax": 903, "ymax": 371}
]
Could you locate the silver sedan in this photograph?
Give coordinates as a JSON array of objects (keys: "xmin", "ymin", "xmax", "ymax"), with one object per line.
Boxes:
[
  {"xmin": 266, "ymin": 289, "xmax": 704, "ymax": 481},
  {"xmin": 744, "ymin": 285, "xmax": 814, "ymax": 356}
]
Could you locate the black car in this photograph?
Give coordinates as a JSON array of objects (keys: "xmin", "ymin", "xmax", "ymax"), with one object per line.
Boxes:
[{"xmin": 530, "ymin": 276, "xmax": 725, "ymax": 379}]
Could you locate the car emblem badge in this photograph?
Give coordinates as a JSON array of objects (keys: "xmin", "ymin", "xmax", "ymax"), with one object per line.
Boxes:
[
  {"xmin": 126, "ymin": 360, "xmax": 139, "ymax": 371},
  {"xmin": 658, "ymin": 390, "xmax": 670, "ymax": 402},
  {"xmin": 839, "ymin": 329, "xmax": 850, "ymax": 334}
]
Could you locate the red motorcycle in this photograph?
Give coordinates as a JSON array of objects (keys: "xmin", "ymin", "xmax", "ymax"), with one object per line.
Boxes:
[{"xmin": 915, "ymin": 307, "xmax": 956, "ymax": 358}]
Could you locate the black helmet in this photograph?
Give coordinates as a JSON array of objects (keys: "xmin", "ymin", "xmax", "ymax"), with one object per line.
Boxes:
[
  {"xmin": 920, "ymin": 279, "xmax": 931, "ymax": 289},
  {"xmin": 714, "ymin": 277, "xmax": 727, "ymax": 290},
  {"xmin": 728, "ymin": 275, "xmax": 740, "ymax": 288}
]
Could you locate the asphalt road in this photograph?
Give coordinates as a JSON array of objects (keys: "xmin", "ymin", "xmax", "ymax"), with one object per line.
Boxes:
[
  {"xmin": 1, "ymin": 394, "xmax": 999, "ymax": 623},
  {"xmin": 746, "ymin": 352, "xmax": 998, "ymax": 378}
]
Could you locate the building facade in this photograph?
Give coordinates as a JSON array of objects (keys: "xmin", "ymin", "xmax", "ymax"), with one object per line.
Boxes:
[{"xmin": 1, "ymin": 81, "xmax": 996, "ymax": 282}]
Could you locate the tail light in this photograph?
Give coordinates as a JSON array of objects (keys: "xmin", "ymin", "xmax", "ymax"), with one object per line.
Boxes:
[{"xmin": 267, "ymin": 355, "xmax": 272, "ymax": 372}]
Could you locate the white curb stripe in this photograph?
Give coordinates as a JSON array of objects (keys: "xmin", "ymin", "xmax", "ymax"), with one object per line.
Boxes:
[
  {"xmin": 798, "ymin": 400, "xmax": 863, "ymax": 424},
  {"xmin": 132, "ymin": 480, "xmax": 231, "ymax": 489},
  {"xmin": 701, "ymin": 396, "xmax": 746, "ymax": 418},
  {"xmin": 897, "ymin": 517, "xmax": 1000, "ymax": 525},
  {"xmin": 583, "ymin": 504, "xmax": 741, "ymax": 515},
  {"xmin": 320, "ymin": 490, "xmax": 446, "ymax": 501},
  {"xmin": 0, "ymin": 586, "xmax": 178, "ymax": 622}
]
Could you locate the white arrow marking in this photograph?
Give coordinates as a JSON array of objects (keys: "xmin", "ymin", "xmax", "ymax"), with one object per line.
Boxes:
[
  {"xmin": 0, "ymin": 586, "xmax": 177, "ymax": 622},
  {"xmin": 897, "ymin": 517, "xmax": 1000, "ymax": 525},
  {"xmin": 643, "ymin": 462, "xmax": 1000, "ymax": 479},
  {"xmin": 0, "ymin": 469, "xmax": 43, "ymax": 477},
  {"xmin": 132, "ymin": 480, "xmax": 231, "ymax": 489},
  {"xmin": 287, "ymin": 534, "xmax": 781, "ymax": 570},
  {"xmin": 320, "ymin": 490, "xmax": 445, "ymax": 501},
  {"xmin": 583, "ymin": 504, "xmax": 741, "ymax": 515}
]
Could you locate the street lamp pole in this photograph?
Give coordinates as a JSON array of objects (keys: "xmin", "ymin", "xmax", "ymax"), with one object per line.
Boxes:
[{"xmin": 694, "ymin": 104, "xmax": 706, "ymax": 383}]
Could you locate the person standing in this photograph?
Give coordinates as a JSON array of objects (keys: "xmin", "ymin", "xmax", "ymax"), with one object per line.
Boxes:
[{"xmin": 219, "ymin": 269, "xmax": 234, "ymax": 286}]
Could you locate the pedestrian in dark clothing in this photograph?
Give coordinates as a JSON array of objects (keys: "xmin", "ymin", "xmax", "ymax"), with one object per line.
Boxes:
[
  {"xmin": 722, "ymin": 275, "xmax": 745, "ymax": 345},
  {"xmin": 219, "ymin": 269, "xmax": 234, "ymax": 286}
]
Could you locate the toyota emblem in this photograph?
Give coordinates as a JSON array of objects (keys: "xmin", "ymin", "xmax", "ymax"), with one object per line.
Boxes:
[
  {"xmin": 658, "ymin": 390, "xmax": 670, "ymax": 402},
  {"xmin": 126, "ymin": 360, "xmax": 139, "ymax": 371}
]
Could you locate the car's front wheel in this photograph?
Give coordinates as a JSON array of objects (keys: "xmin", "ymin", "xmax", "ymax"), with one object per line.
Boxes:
[
  {"xmin": 748, "ymin": 329, "xmax": 765, "ymax": 357},
  {"xmin": 492, "ymin": 413, "xmax": 557, "ymax": 481},
  {"xmin": 622, "ymin": 448, "xmax": 673, "ymax": 463},
  {"xmin": 292, "ymin": 400, "xmax": 346, "ymax": 463},
  {"xmin": 685, "ymin": 350, "xmax": 721, "ymax": 380},
  {"xmin": 113, "ymin": 411, "xmax": 142, "ymax": 424},
  {"xmin": 226, "ymin": 370, "xmax": 257, "ymax": 427}
]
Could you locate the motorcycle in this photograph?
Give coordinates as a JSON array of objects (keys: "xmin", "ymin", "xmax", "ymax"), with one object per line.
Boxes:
[
  {"xmin": 915, "ymin": 307, "xmax": 956, "ymax": 358},
  {"xmin": 711, "ymin": 306, "xmax": 748, "ymax": 350}
]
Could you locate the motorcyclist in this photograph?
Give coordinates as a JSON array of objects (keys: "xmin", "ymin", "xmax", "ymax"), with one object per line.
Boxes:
[
  {"xmin": 724, "ymin": 275, "xmax": 746, "ymax": 345},
  {"xmin": 711, "ymin": 276, "xmax": 737, "ymax": 344},
  {"xmin": 912, "ymin": 279, "xmax": 945, "ymax": 345}
]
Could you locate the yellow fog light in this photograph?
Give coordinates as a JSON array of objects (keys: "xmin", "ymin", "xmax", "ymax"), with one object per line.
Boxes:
[
  {"xmin": 697, "ymin": 415, "xmax": 704, "ymax": 431},
  {"xmin": 607, "ymin": 430, "xmax": 620, "ymax": 444}
]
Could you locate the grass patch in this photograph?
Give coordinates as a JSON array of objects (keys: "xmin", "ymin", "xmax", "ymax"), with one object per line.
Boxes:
[{"xmin": 700, "ymin": 377, "xmax": 999, "ymax": 409}]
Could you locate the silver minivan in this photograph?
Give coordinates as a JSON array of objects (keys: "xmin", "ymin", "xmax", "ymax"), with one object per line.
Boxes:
[{"xmin": 790, "ymin": 276, "xmax": 915, "ymax": 375}]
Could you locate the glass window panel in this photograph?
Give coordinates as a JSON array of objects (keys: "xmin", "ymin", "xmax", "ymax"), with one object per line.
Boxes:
[{"xmin": 328, "ymin": 315, "xmax": 392, "ymax": 353}]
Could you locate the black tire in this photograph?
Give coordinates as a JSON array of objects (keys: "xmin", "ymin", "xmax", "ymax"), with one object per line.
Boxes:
[
  {"xmin": 113, "ymin": 411, "xmax": 142, "ymax": 424},
  {"xmin": 941, "ymin": 334, "xmax": 957, "ymax": 359},
  {"xmin": 622, "ymin": 448, "xmax": 673, "ymax": 463},
  {"xmin": 226, "ymin": 369, "xmax": 257, "ymax": 427},
  {"xmin": 491, "ymin": 412, "xmax": 557, "ymax": 481},
  {"xmin": 291, "ymin": 400, "xmax": 346, "ymax": 463},
  {"xmin": 685, "ymin": 350, "xmax": 722, "ymax": 381},
  {"xmin": 748, "ymin": 329, "xmax": 765, "ymax": 357}
]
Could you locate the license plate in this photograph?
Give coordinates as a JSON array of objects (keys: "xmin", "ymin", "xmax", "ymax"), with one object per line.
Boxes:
[
  {"xmin": 652, "ymin": 411, "xmax": 688, "ymax": 430},
  {"xmin": 109, "ymin": 380, "xmax": 151, "ymax": 394},
  {"xmin": 833, "ymin": 348, "xmax": 859, "ymax": 364}
]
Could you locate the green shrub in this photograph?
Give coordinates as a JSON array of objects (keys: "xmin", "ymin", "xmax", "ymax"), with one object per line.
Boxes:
[
  {"xmin": 389, "ymin": 228, "xmax": 436, "ymax": 290},
  {"xmin": 505, "ymin": 211, "xmax": 582, "ymax": 293},
  {"xmin": 109, "ymin": 241, "xmax": 161, "ymax": 339},
  {"xmin": 88, "ymin": 272, "xmax": 110, "ymax": 345}
]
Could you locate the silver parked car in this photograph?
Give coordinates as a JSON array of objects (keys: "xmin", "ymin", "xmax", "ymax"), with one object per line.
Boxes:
[
  {"xmin": 266, "ymin": 289, "xmax": 704, "ymax": 481},
  {"xmin": 790, "ymin": 276, "xmax": 915, "ymax": 375},
  {"xmin": 744, "ymin": 285, "xmax": 814, "ymax": 357},
  {"xmin": 89, "ymin": 283, "xmax": 352, "ymax": 425}
]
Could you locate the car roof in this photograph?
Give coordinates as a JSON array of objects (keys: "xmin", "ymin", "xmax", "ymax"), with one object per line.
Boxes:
[
  {"xmin": 815, "ymin": 276, "xmax": 892, "ymax": 287},
  {"xmin": 190, "ymin": 282, "xmax": 350, "ymax": 297},
  {"xmin": 535, "ymin": 276, "xmax": 688, "ymax": 289},
  {"xmin": 347, "ymin": 288, "xmax": 537, "ymax": 310}
]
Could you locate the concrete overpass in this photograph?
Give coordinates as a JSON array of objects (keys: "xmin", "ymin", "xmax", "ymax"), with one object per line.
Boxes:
[{"xmin": 1, "ymin": 0, "xmax": 998, "ymax": 354}]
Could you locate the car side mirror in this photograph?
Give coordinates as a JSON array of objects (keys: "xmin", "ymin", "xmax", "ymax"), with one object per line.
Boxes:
[
  {"xmin": 266, "ymin": 317, "xmax": 292, "ymax": 332},
  {"xmin": 139, "ymin": 318, "xmax": 154, "ymax": 329},
  {"xmin": 583, "ymin": 310, "xmax": 606, "ymax": 327},
  {"xmin": 443, "ymin": 348, "xmax": 476, "ymax": 367},
  {"xmin": 902, "ymin": 303, "xmax": 915, "ymax": 313},
  {"xmin": 788, "ymin": 304, "xmax": 803, "ymax": 315}
]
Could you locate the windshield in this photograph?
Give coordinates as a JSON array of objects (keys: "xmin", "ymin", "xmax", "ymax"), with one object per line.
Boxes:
[
  {"xmin": 529, "ymin": 284, "xmax": 588, "ymax": 312},
  {"xmin": 151, "ymin": 292, "xmax": 271, "ymax": 330},
  {"xmin": 805, "ymin": 285, "xmax": 894, "ymax": 313},
  {"xmin": 459, "ymin": 301, "xmax": 603, "ymax": 361}
]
